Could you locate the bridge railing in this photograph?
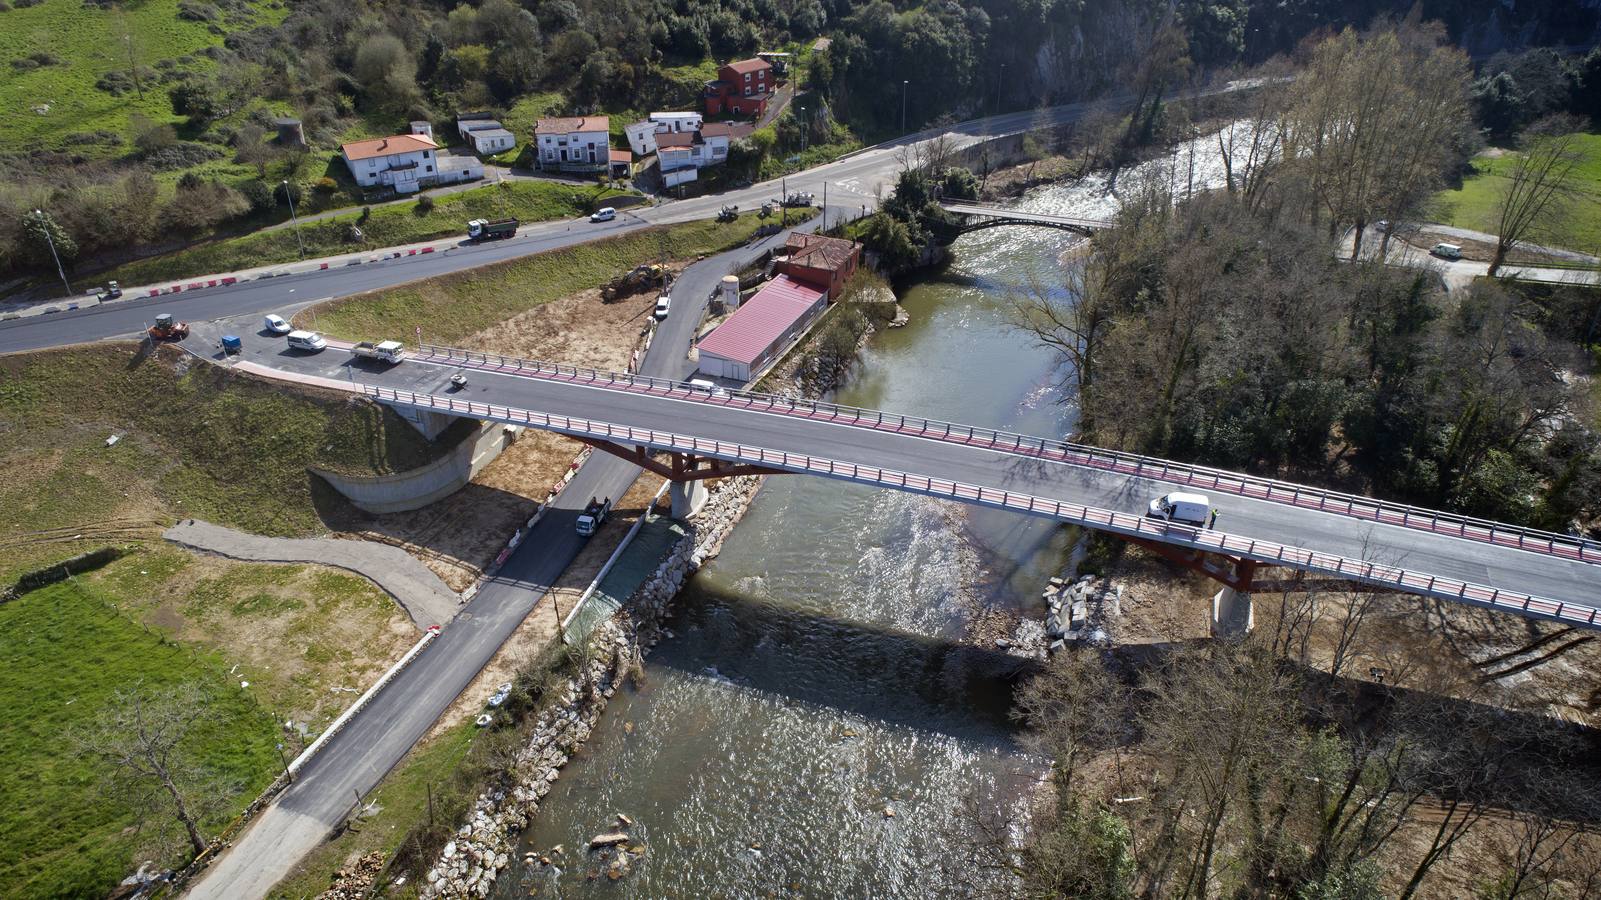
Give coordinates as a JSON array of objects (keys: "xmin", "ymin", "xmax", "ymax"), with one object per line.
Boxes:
[
  {"xmin": 411, "ymin": 343, "xmax": 1601, "ymax": 567},
  {"xmin": 363, "ymin": 382, "xmax": 1600, "ymax": 630}
]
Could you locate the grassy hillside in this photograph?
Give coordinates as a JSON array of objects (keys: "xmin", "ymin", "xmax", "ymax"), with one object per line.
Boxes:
[
  {"xmin": 1432, "ymin": 132, "xmax": 1601, "ymax": 253},
  {"xmin": 0, "ymin": 0, "xmax": 283, "ymax": 155},
  {"xmin": 98, "ymin": 180, "xmax": 632, "ymax": 287},
  {"xmin": 0, "ymin": 344, "xmax": 458, "ymax": 582},
  {"xmin": 0, "ymin": 578, "xmax": 281, "ymax": 898},
  {"xmin": 307, "ymin": 213, "xmax": 807, "ymax": 343}
]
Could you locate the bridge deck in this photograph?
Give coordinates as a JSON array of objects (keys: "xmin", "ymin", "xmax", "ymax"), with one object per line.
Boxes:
[
  {"xmin": 939, "ymin": 201, "xmax": 1112, "ymax": 232},
  {"xmin": 239, "ymin": 345, "xmax": 1599, "ymax": 627}
]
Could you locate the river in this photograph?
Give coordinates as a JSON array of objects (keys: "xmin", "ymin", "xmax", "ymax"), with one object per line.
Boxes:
[{"xmin": 493, "ymin": 127, "xmax": 1241, "ymax": 899}]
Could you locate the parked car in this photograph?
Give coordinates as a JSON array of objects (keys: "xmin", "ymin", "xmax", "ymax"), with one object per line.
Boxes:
[
  {"xmin": 654, "ymin": 295, "xmax": 672, "ymax": 320},
  {"xmin": 1145, "ymin": 492, "xmax": 1212, "ymax": 527},
  {"xmin": 590, "ymin": 207, "xmax": 617, "ymax": 223},
  {"xmin": 264, "ymin": 314, "xmax": 291, "ymax": 334},
  {"xmin": 287, "ymin": 330, "xmax": 327, "ymax": 351},
  {"xmin": 1431, "ymin": 242, "xmax": 1463, "ymax": 260}
]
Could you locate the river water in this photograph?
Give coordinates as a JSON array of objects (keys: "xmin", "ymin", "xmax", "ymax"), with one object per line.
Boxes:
[{"xmin": 495, "ymin": 129, "xmax": 1240, "ymax": 899}]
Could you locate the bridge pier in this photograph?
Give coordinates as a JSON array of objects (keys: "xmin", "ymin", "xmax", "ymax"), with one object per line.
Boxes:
[{"xmin": 669, "ymin": 479, "xmax": 709, "ymax": 519}]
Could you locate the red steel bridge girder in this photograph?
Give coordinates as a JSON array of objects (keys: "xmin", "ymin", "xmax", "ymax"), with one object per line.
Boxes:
[
  {"xmin": 576, "ymin": 437, "xmax": 785, "ymax": 483},
  {"xmin": 1122, "ymin": 535, "xmax": 1266, "ymax": 592}
]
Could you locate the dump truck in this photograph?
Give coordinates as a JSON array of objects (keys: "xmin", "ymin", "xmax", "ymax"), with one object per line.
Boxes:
[
  {"xmin": 576, "ymin": 496, "xmax": 612, "ymax": 537},
  {"xmin": 350, "ymin": 340, "xmax": 406, "ymax": 364},
  {"xmin": 466, "ymin": 217, "xmax": 519, "ymax": 241},
  {"xmin": 147, "ymin": 313, "xmax": 189, "ymax": 342}
]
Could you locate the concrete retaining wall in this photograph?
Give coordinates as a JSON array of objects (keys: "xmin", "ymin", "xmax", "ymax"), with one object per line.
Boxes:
[{"xmin": 314, "ymin": 420, "xmax": 516, "ymax": 514}]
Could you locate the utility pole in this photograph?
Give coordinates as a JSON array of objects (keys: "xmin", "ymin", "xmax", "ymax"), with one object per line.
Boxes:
[
  {"xmin": 33, "ymin": 209, "xmax": 72, "ymax": 297},
  {"xmin": 901, "ymin": 80, "xmax": 909, "ymax": 133},
  {"xmin": 996, "ymin": 63, "xmax": 1005, "ymax": 116},
  {"xmin": 282, "ymin": 181, "xmax": 306, "ymax": 260},
  {"xmin": 822, "ymin": 181, "xmax": 827, "ymax": 232}
]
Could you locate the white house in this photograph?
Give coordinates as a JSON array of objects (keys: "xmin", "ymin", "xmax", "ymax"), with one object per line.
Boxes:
[
  {"xmin": 653, "ymin": 123, "xmax": 748, "ymax": 173},
  {"xmin": 457, "ymin": 115, "xmax": 515, "ymax": 155},
  {"xmin": 340, "ymin": 133, "xmax": 440, "ymax": 194},
  {"xmin": 534, "ymin": 116, "xmax": 610, "ymax": 172},
  {"xmin": 436, "ymin": 154, "xmax": 484, "ymax": 184},
  {"xmin": 649, "ymin": 111, "xmax": 703, "ymax": 134},
  {"xmin": 624, "ymin": 120, "xmax": 660, "ymax": 157}
]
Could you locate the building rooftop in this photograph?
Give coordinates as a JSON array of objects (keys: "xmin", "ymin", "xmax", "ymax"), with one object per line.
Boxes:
[
  {"xmin": 697, "ymin": 275, "xmax": 825, "ymax": 366},
  {"xmin": 609, "ymin": 149, "xmax": 632, "ymax": 163},
  {"xmin": 782, "ymin": 233, "xmax": 860, "ymax": 273},
  {"xmin": 723, "ymin": 58, "xmax": 772, "ymax": 76},
  {"xmin": 699, "ymin": 123, "xmax": 754, "ymax": 139},
  {"xmin": 535, "ymin": 116, "xmax": 610, "ymax": 134},
  {"xmin": 656, "ymin": 132, "xmax": 694, "ymax": 148},
  {"xmin": 341, "ymin": 134, "xmax": 437, "ymax": 161},
  {"xmin": 467, "ymin": 127, "xmax": 515, "ymax": 141}
]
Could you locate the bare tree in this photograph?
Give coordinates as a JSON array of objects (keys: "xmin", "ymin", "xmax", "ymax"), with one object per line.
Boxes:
[
  {"xmin": 71, "ymin": 681, "xmax": 242, "ymax": 857},
  {"xmin": 1489, "ymin": 117, "xmax": 1587, "ymax": 276}
]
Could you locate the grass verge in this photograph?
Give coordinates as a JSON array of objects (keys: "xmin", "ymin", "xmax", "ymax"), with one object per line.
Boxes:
[
  {"xmin": 305, "ymin": 213, "xmax": 806, "ymax": 344},
  {"xmin": 98, "ymin": 180, "xmax": 633, "ymax": 288},
  {"xmin": 0, "ymin": 578, "xmax": 281, "ymax": 899},
  {"xmin": 1431, "ymin": 132, "xmax": 1601, "ymax": 254},
  {"xmin": 0, "ymin": 343, "xmax": 462, "ymax": 582}
]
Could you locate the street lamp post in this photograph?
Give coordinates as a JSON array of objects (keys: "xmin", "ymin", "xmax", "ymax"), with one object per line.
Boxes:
[
  {"xmin": 799, "ymin": 106, "xmax": 807, "ymax": 152},
  {"xmin": 900, "ymin": 80, "xmax": 909, "ymax": 133},
  {"xmin": 33, "ymin": 209, "xmax": 72, "ymax": 298},
  {"xmin": 276, "ymin": 742, "xmax": 294, "ymax": 782},
  {"xmin": 996, "ymin": 64, "xmax": 1006, "ymax": 116},
  {"xmin": 282, "ymin": 180, "xmax": 306, "ymax": 260}
]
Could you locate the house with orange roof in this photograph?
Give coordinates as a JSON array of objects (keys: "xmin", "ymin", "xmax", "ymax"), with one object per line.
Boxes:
[{"xmin": 534, "ymin": 116, "xmax": 610, "ymax": 172}]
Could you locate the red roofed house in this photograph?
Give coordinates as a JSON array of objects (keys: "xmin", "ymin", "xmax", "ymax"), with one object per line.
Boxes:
[
  {"xmin": 340, "ymin": 132, "xmax": 440, "ymax": 193},
  {"xmin": 774, "ymin": 233, "xmax": 862, "ymax": 299},
  {"xmin": 534, "ymin": 116, "xmax": 610, "ymax": 172},
  {"xmin": 705, "ymin": 58, "xmax": 774, "ymax": 117},
  {"xmin": 696, "ymin": 275, "xmax": 827, "ymax": 382}
]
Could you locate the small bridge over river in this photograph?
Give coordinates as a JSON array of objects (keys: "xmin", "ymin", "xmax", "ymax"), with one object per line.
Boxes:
[{"xmin": 938, "ymin": 201, "xmax": 1112, "ymax": 237}]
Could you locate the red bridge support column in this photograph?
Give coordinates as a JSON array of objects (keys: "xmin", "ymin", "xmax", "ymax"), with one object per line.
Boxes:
[
  {"xmin": 572, "ymin": 438, "xmax": 783, "ymax": 520},
  {"xmin": 1120, "ymin": 537, "xmax": 1267, "ymax": 639}
]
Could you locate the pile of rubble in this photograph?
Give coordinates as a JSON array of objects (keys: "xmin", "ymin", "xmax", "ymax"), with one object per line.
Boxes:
[
  {"xmin": 1044, "ymin": 575, "xmax": 1122, "ymax": 651},
  {"xmin": 317, "ymin": 852, "xmax": 385, "ymax": 900}
]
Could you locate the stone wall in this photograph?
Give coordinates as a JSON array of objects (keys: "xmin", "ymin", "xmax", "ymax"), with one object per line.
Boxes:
[
  {"xmin": 420, "ymin": 475, "xmax": 762, "ymax": 899},
  {"xmin": 313, "ymin": 421, "xmax": 517, "ymax": 515}
]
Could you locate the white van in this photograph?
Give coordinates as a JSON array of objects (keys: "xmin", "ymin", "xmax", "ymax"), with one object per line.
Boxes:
[
  {"xmin": 1146, "ymin": 492, "xmax": 1212, "ymax": 527},
  {"xmin": 687, "ymin": 378, "xmax": 727, "ymax": 397},
  {"xmin": 1431, "ymin": 242, "xmax": 1463, "ymax": 260},
  {"xmin": 590, "ymin": 207, "xmax": 617, "ymax": 223},
  {"xmin": 286, "ymin": 330, "xmax": 327, "ymax": 352}
]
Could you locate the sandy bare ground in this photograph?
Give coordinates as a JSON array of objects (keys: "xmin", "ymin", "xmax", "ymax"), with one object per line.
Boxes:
[{"xmin": 428, "ymin": 476, "xmax": 670, "ymax": 737}]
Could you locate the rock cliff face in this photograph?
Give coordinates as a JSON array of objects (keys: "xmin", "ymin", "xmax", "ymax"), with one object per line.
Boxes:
[{"xmin": 418, "ymin": 476, "xmax": 762, "ymax": 899}]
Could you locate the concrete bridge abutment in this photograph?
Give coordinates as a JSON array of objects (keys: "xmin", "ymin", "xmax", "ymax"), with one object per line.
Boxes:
[{"xmin": 1211, "ymin": 587, "xmax": 1254, "ymax": 639}]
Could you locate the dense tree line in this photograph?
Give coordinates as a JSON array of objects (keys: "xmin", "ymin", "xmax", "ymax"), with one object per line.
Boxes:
[{"xmin": 1011, "ymin": 22, "xmax": 1601, "ymax": 531}]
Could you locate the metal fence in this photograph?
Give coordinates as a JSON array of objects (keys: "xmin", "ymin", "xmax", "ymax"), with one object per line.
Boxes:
[
  {"xmin": 412, "ymin": 344, "xmax": 1601, "ymax": 567},
  {"xmin": 365, "ymin": 383, "xmax": 1601, "ymax": 630}
]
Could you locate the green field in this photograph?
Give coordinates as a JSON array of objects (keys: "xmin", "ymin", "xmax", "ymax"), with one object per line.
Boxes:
[
  {"xmin": 0, "ymin": 344, "xmax": 458, "ymax": 581},
  {"xmin": 0, "ymin": 0, "xmax": 283, "ymax": 154},
  {"xmin": 309, "ymin": 212, "xmax": 811, "ymax": 343},
  {"xmin": 99, "ymin": 179, "xmax": 633, "ymax": 287},
  {"xmin": 0, "ymin": 578, "xmax": 281, "ymax": 898},
  {"xmin": 1432, "ymin": 132, "xmax": 1601, "ymax": 254}
]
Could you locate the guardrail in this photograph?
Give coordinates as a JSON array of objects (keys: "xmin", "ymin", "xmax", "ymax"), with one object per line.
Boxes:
[
  {"xmin": 287, "ymin": 623, "xmax": 441, "ymax": 776},
  {"xmin": 407, "ymin": 344, "xmax": 1601, "ymax": 567},
  {"xmin": 363, "ymin": 383, "xmax": 1601, "ymax": 630}
]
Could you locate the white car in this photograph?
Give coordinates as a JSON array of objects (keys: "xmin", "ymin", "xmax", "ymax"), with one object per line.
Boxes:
[
  {"xmin": 264, "ymin": 314, "xmax": 291, "ymax": 334},
  {"xmin": 654, "ymin": 295, "xmax": 671, "ymax": 320},
  {"xmin": 590, "ymin": 207, "xmax": 617, "ymax": 222}
]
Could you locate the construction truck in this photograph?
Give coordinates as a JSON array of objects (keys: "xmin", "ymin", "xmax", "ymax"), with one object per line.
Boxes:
[
  {"xmin": 782, "ymin": 191, "xmax": 814, "ymax": 207},
  {"xmin": 576, "ymin": 496, "xmax": 612, "ymax": 537},
  {"xmin": 466, "ymin": 218, "xmax": 519, "ymax": 241},
  {"xmin": 601, "ymin": 263, "xmax": 664, "ymax": 302},
  {"xmin": 349, "ymin": 340, "xmax": 406, "ymax": 364},
  {"xmin": 717, "ymin": 205, "xmax": 739, "ymax": 222},
  {"xmin": 147, "ymin": 313, "xmax": 189, "ymax": 342}
]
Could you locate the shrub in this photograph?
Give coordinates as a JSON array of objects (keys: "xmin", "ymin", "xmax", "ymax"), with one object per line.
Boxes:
[
  {"xmin": 414, "ymin": 194, "xmax": 435, "ymax": 215},
  {"xmin": 313, "ymin": 177, "xmax": 337, "ymax": 194}
]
